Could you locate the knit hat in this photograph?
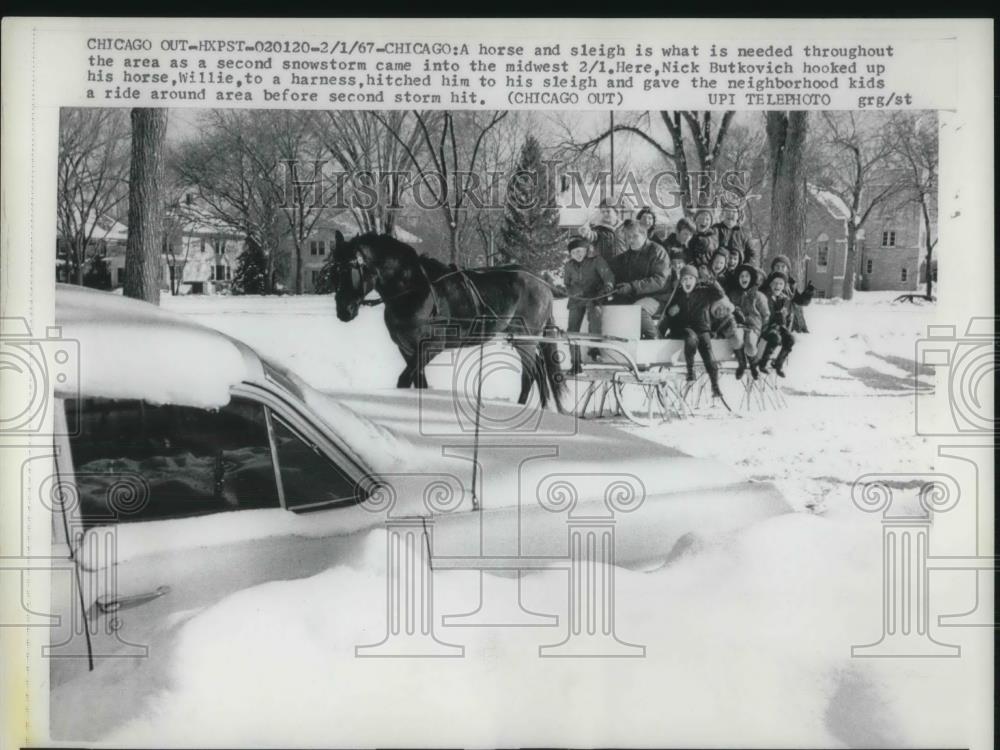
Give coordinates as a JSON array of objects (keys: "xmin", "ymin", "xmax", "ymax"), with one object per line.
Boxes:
[
  {"xmin": 693, "ymin": 208, "xmax": 714, "ymax": 223},
  {"xmin": 680, "ymin": 264, "xmax": 699, "ymax": 280},
  {"xmin": 568, "ymin": 236, "xmax": 591, "ymax": 252},
  {"xmin": 768, "ymin": 271, "xmax": 789, "ymax": 287},
  {"xmin": 676, "ymin": 217, "xmax": 696, "ymax": 234},
  {"xmin": 712, "ymin": 247, "xmax": 729, "ymax": 261},
  {"xmin": 770, "ymin": 254, "xmax": 791, "ymax": 270}
]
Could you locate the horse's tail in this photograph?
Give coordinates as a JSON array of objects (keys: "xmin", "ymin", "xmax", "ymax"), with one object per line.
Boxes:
[{"xmin": 539, "ymin": 314, "xmax": 567, "ymax": 413}]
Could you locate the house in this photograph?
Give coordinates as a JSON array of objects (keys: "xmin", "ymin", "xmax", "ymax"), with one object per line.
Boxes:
[
  {"xmin": 55, "ymin": 214, "xmax": 128, "ymax": 284},
  {"xmin": 286, "ymin": 215, "xmax": 422, "ymax": 294},
  {"xmin": 856, "ymin": 200, "xmax": 926, "ymax": 293},
  {"xmin": 56, "ymin": 199, "xmax": 245, "ymax": 295},
  {"xmin": 161, "ymin": 209, "xmax": 245, "ymax": 295},
  {"xmin": 800, "ymin": 185, "xmax": 923, "ymax": 298}
]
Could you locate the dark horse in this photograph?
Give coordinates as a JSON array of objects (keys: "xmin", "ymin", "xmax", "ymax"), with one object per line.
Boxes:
[{"xmin": 331, "ymin": 231, "xmax": 565, "ymax": 410}]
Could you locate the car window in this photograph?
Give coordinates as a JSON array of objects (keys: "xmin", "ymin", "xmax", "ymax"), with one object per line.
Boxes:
[
  {"xmin": 65, "ymin": 397, "xmax": 280, "ymax": 527},
  {"xmin": 271, "ymin": 415, "xmax": 359, "ymax": 511}
]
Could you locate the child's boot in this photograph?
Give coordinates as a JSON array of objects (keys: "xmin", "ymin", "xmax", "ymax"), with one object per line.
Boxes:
[
  {"xmin": 734, "ymin": 349, "xmax": 748, "ymax": 379},
  {"xmin": 748, "ymin": 357, "xmax": 760, "ymax": 380},
  {"xmin": 757, "ymin": 342, "xmax": 777, "ymax": 374},
  {"xmin": 773, "ymin": 350, "xmax": 789, "ymax": 378},
  {"xmin": 708, "ymin": 365, "xmax": 723, "ymax": 398}
]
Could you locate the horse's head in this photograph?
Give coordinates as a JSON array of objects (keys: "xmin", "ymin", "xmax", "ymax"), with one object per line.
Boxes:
[{"xmin": 332, "ymin": 231, "xmax": 377, "ymax": 322}]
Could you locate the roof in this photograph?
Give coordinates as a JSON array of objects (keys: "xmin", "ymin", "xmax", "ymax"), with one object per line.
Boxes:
[
  {"xmin": 806, "ymin": 184, "xmax": 851, "ymax": 221},
  {"xmin": 58, "ymin": 211, "xmax": 129, "ymax": 243},
  {"xmin": 55, "ymin": 284, "xmax": 260, "ymax": 408}
]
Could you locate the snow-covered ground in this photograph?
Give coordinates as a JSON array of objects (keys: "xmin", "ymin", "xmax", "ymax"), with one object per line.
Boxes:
[{"xmin": 89, "ymin": 291, "xmax": 988, "ymax": 747}]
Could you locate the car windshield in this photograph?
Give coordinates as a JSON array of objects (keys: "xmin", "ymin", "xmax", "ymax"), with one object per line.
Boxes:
[
  {"xmin": 258, "ymin": 357, "xmax": 411, "ymax": 475},
  {"xmin": 261, "ymin": 358, "xmax": 305, "ymax": 401}
]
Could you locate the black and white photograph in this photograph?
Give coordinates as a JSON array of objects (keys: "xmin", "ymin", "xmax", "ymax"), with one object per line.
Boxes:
[{"xmin": 0, "ymin": 17, "xmax": 994, "ymax": 750}]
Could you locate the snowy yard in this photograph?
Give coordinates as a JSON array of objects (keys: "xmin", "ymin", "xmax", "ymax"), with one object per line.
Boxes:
[{"xmin": 84, "ymin": 291, "xmax": 987, "ymax": 747}]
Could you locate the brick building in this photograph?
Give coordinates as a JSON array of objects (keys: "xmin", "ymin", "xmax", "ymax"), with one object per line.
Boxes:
[
  {"xmin": 800, "ymin": 185, "xmax": 924, "ymax": 298},
  {"xmin": 856, "ymin": 200, "xmax": 926, "ymax": 293}
]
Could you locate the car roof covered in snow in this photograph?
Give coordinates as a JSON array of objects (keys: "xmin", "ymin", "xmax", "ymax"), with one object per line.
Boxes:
[{"xmin": 55, "ymin": 284, "xmax": 262, "ymax": 407}]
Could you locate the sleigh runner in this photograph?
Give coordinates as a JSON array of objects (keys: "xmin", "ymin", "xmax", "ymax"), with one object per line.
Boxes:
[
  {"xmin": 434, "ymin": 307, "xmax": 789, "ymax": 428},
  {"xmin": 554, "ymin": 305, "xmax": 788, "ymax": 427}
]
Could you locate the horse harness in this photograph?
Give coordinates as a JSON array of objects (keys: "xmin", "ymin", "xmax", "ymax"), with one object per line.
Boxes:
[{"xmin": 349, "ymin": 251, "xmax": 501, "ymax": 321}]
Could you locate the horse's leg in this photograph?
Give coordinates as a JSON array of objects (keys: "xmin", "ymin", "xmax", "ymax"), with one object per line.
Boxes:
[
  {"xmin": 412, "ymin": 339, "xmax": 438, "ymax": 390},
  {"xmin": 514, "ymin": 343, "xmax": 546, "ymax": 407},
  {"xmin": 397, "ymin": 356, "xmax": 416, "ymax": 389}
]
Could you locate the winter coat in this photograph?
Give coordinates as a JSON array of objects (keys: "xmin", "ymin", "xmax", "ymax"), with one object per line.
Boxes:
[
  {"xmin": 592, "ymin": 224, "xmax": 625, "ymax": 263},
  {"xmin": 713, "ymin": 222, "xmax": 757, "ymax": 267},
  {"xmin": 607, "ymin": 241, "xmax": 670, "ymax": 302},
  {"xmin": 564, "ymin": 255, "xmax": 615, "ymax": 309},
  {"xmin": 661, "ymin": 232, "xmax": 690, "ymax": 260},
  {"xmin": 762, "ymin": 289, "xmax": 793, "ymax": 331},
  {"xmin": 662, "ymin": 280, "xmax": 727, "ymax": 336},
  {"xmin": 728, "ymin": 284, "xmax": 770, "ymax": 332},
  {"xmin": 714, "ymin": 268, "xmax": 738, "ymax": 293},
  {"xmin": 686, "ymin": 230, "xmax": 718, "ymax": 269},
  {"xmin": 763, "ymin": 271, "xmax": 815, "ymax": 306},
  {"xmin": 649, "ymin": 227, "xmax": 671, "ymax": 249}
]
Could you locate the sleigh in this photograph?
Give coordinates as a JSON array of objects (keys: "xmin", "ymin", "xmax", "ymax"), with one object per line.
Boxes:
[{"xmin": 551, "ymin": 306, "xmax": 788, "ymax": 427}]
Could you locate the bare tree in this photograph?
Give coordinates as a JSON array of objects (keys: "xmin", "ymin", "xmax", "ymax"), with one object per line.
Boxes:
[
  {"xmin": 123, "ymin": 108, "xmax": 167, "ymax": 304},
  {"xmin": 817, "ymin": 112, "xmax": 908, "ymax": 300},
  {"xmin": 890, "ymin": 112, "xmax": 939, "ymax": 300},
  {"xmin": 313, "ymin": 111, "xmax": 425, "ymax": 235},
  {"xmin": 716, "ymin": 118, "xmax": 769, "ymax": 250},
  {"xmin": 765, "ymin": 112, "xmax": 809, "ymax": 270},
  {"xmin": 374, "ymin": 110, "xmax": 508, "ymax": 266},
  {"xmin": 560, "ymin": 110, "xmax": 735, "ymax": 211},
  {"xmin": 173, "ymin": 111, "xmax": 314, "ymax": 293},
  {"xmin": 260, "ymin": 111, "xmax": 330, "ymax": 293},
  {"xmin": 56, "ymin": 109, "xmax": 129, "ymax": 285}
]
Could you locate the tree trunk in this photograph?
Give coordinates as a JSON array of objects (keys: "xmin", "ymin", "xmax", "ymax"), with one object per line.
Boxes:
[
  {"xmin": 922, "ymin": 201, "xmax": 934, "ymax": 299},
  {"xmin": 124, "ymin": 108, "xmax": 167, "ymax": 304},
  {"xmin": 765, "ymin": 112, "xmax": 809, "ymax": 272},
  {"xmin": 925, "ymin": 244, "xmax": 933, "ymax": 299},
  {"xmin": 841, "ymin": 224, "xmax": 858, "ymax": 300},
  {"xmin": 294, "ymin": 242, "xmax": 303, "ymax": 294},
  {"xmin": 74, "ymin": 243, "xmax": 84, "ymax": 286}
]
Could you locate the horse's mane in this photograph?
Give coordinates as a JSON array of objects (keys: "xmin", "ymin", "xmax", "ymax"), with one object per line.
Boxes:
[
  {"xmin": 351, "ymin": 231, "xmax": 527, "ymax": 280},
  {"xmin": 417, "ymin": 255, "xmax": 452, "ymax": 280}
]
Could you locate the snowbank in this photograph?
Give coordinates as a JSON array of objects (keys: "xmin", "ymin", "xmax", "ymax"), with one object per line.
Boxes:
[
  {"xmin": 57, "ymin": 285, "xmax": 250, "ymax": 408},
  {"xmin": 71, "ymin": 290, "xmax": 986, "ymax": 749},
  {"xmin": 93, "ymin": 513, "xmax": 980, "ymax": 748}
]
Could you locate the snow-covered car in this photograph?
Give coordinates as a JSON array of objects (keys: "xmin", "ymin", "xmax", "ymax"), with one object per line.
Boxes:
[{"xmin": 48, "ymin": 284, "xmax": 790, "ymax": 736}]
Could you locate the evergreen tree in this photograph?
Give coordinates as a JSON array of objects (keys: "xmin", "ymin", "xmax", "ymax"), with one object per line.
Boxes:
[
  {"xmin": 232, "ymin": 239, "xmax": 269, "ymax": 295},
  {"xmin": 83, "ymin": 253, "xmax": 112, "ymax": 290},
  {"xmin": 498, "ymin": 136, "xmax": 566, "ymax": 273},
  {"xmin": 314, "ymin": 251, "xmax": 337, "ymax": 294}
]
